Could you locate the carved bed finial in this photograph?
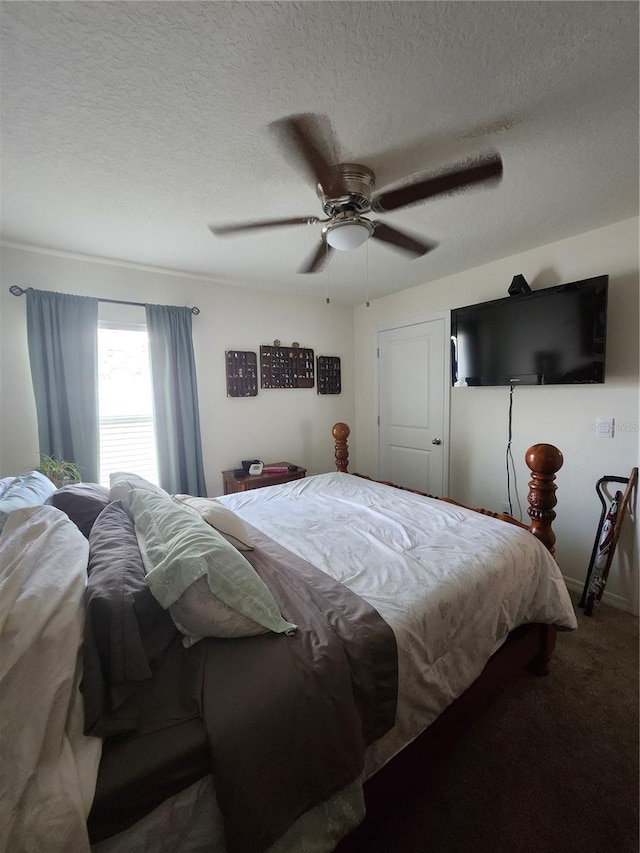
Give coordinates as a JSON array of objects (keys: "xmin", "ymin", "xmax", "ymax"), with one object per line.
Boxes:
[
  {"xmin": 332, "ymin": 422, "xmax": 350, "ymax": 473},
  {"xmin": 525, "ymin": 443, "xmax": 564, "ymax": 554}
]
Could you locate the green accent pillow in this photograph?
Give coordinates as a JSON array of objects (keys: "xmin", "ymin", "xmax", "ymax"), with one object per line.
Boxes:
[{"xmin": 129, "ymin": 489, "xmax": 296, "ymax": 644}]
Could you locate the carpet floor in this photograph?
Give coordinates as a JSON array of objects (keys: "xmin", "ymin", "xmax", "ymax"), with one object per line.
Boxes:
[{"xmin": 338, "ymin": 594, "xmax": 639, "ymax": 853}]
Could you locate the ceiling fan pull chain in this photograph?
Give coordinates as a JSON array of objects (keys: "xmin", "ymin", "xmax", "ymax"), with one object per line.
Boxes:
[
  {"xmin": 365, "ymin": 241, "xmax": 370, "ymax": 308},
  {"xmin": 325, "ymin": 243, "xmax": 331, "ymax": 304}
]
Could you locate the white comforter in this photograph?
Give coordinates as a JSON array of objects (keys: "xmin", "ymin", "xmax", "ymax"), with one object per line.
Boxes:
[
  {"xmin": 0, "ymin": 506, "xmax": 102, "ymax": 853},
  {"xmin": 90, "ymin": 472, "xmax": 577, "ymax": 853},
  {"xmin": 220, "ymin": 472, "xmax": 577, "ymax": 777}
]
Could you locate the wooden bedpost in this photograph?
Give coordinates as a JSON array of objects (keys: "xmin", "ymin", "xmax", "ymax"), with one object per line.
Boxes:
[
  {"xmin": 525, "ymin": 444, "xmax": 564, "ymax": 555},
  {"xmin": 332, "ymin": 422, "xmax": 350, "ymax": 473},
  {"xmin": 529, "ymin": 624, "xmax": 557, "ymax": 677}
]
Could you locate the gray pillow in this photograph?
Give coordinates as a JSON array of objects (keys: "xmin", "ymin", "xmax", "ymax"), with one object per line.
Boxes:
[
  {"xmin": 46, "ymin": 482, "xmax": 110, "ymax": 539},
  {"xmin": 129, "ymin": 489, "xmax": 297, "ymax": 646},
  {"xmin": 83, "ymin": 500, "xmax": 178, "ymax": 736}
]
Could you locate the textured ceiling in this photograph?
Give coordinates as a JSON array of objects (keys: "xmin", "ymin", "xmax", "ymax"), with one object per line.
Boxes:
[{"xmin": 1, "ymin": 1, "xmax": 638, "ymax": 305}]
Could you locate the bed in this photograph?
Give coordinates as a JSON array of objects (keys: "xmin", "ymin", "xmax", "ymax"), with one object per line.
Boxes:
[{"xmin": 0, "ymin": 424, "xmax": 577, "ymax": 853}]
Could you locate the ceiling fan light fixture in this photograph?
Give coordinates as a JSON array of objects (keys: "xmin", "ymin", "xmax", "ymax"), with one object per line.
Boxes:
[{"xmin": 324, "ymin": 216, "xmax": 373, "ymax": 251}]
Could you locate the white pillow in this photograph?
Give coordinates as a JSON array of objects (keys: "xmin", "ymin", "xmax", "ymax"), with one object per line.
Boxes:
[
  {"xmin": 109, "ymin": 472, "xmax": 169, "ymax": 509},
  {"xmin": 170, "ymin": 577, "xmax": 269, "ymax": 646},
  {"xmin": 171, "ymin": 494, "xmax": 254, "ymax": 551}
]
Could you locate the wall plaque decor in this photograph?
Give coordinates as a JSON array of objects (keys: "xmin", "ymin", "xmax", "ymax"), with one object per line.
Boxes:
[
  {"xmin": 260, "ymin": 345, "xmax": 315, "ymax": 389},
  {"xmin": 317, "ymin": 355, "xmax": 341, "ymax": 394},
  {"xmin": 225, "ymin": 350, "xmax": 258, "ymax": 397}
]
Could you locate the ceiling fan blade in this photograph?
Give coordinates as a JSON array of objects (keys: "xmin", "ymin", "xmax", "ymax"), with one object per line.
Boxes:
[
  {"xmin": 209, "ymin": 216, "xmax": 319, "ymax": 236},
  {"xmin": 270, "ymin": 114, "xmax": 342, "ymax": 196},
  {"xmin": 298, "ymin": 241, "xmax": 334, "ymax": 274},
  {"xmin": 371, "ymin": 154, "xmax": 503, "ymax": 213},
  {"xmin": 371, "ymin": 222, "xmax": 435, "ymax": 257}
]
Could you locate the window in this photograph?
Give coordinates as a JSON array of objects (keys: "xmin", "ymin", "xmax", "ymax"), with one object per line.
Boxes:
[{"xmin": 98, "ymin": 323, "xmax": 158, "ymax": 487}]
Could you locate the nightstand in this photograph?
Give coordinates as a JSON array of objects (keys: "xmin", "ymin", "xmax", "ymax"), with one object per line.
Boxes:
[{"xmin": 221, "ymin": 462, "xmax": 306, "ymax": 495}]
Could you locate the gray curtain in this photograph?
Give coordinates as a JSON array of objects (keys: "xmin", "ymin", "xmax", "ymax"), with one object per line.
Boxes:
[
  {"xmin": 26, "ymin": 287, "xmax": 99, "ymax": 483},
  {"xmin": 145, "ymin": 304, "xmax": 207, "ymax": 496}
]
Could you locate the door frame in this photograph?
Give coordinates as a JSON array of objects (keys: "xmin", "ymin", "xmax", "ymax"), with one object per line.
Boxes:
[{"xmin": 374, "ymin": 310, "xmax": 451, "ymax": 496}]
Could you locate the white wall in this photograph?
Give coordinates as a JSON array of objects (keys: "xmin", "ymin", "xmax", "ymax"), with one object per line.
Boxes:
[
  {"xmin": 0, "ymin": 245, "xmax": 354, "ymax": 496},
  {"xmin": 354, "ymin": 218, "xmax": 639, "ymax": 613},
  {"xmin": 2, "ymin": 221, "xmax": 638, "ymax": 612}
]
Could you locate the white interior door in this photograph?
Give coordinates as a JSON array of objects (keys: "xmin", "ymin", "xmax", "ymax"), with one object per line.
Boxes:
[{"xmin": 378, "ymin": 317, "xmax": 448, "ymax": 495}]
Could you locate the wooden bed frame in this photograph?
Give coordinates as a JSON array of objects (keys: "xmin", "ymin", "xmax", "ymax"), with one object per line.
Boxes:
[{"xmin": 330, "ymin": 423, "xmax": 565, "ymax": 850}]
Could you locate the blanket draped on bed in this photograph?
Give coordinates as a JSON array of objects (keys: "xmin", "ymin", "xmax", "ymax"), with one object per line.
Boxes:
[
  {"xmin": 0, "ymin": 506, "xmax": 102, "ymax": 853},
  {"xmin": 86, "ymin": 519, "xmax": 398, "ymax": 853},
  {"xmin": 205, "ymin": 525, "xmax": 398, "ymax": 853}
]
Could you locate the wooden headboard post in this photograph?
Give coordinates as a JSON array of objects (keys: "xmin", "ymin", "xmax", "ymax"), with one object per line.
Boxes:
[
  {"xmin": 525, "ymin": 444, "xmax": 564, "ymax": 555},
  {"xmin": 332, "ymin": 422, "xmax": 350, "ymax": 473}
]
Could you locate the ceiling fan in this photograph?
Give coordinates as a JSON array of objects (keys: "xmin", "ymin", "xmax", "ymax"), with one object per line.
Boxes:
[{"xmin": 209, "ymin": 114, "xmax": 503, "ymax": 274}]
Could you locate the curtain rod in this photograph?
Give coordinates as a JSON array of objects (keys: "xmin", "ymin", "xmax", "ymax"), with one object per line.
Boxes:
[{"xmin": 8, "ymin": 285, "xmax": 200, "ymax": 315}]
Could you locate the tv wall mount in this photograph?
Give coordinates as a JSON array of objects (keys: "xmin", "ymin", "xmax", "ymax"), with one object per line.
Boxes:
[{"xmin": 508, "ymin": 274, "xmax": 531, "ymax": 296}]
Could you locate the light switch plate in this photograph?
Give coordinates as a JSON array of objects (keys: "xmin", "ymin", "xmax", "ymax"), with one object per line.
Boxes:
[{"xmin": 595, "ymin": 417, "xmax": 615, "ymax": 438}]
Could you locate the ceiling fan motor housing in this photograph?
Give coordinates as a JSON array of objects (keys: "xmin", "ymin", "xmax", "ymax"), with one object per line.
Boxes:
[{"xmin": 317, "ymin": 163, "xmax": 376, "ymax": 216}]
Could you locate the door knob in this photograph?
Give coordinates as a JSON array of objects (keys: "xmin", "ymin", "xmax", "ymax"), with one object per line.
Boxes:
[{"xmin": 432, "ymin": 438, "xmax": 442, "ymax": 445}]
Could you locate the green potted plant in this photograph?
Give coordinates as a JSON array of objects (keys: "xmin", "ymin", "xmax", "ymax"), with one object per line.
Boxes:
[{"xmin": 36, "ymin": 454, "xmax": 82, "ymax": 488}]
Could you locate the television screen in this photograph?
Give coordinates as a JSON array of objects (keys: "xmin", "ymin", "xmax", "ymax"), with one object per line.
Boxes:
[{"xmin": 451, "ymin": 275, "xmax": 608, "ymax": 386}]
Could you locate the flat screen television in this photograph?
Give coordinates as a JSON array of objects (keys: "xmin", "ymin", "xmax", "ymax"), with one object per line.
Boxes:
[{"xmin": 451, "ymin": 275, "xmax": 608, "ymax": 386}]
